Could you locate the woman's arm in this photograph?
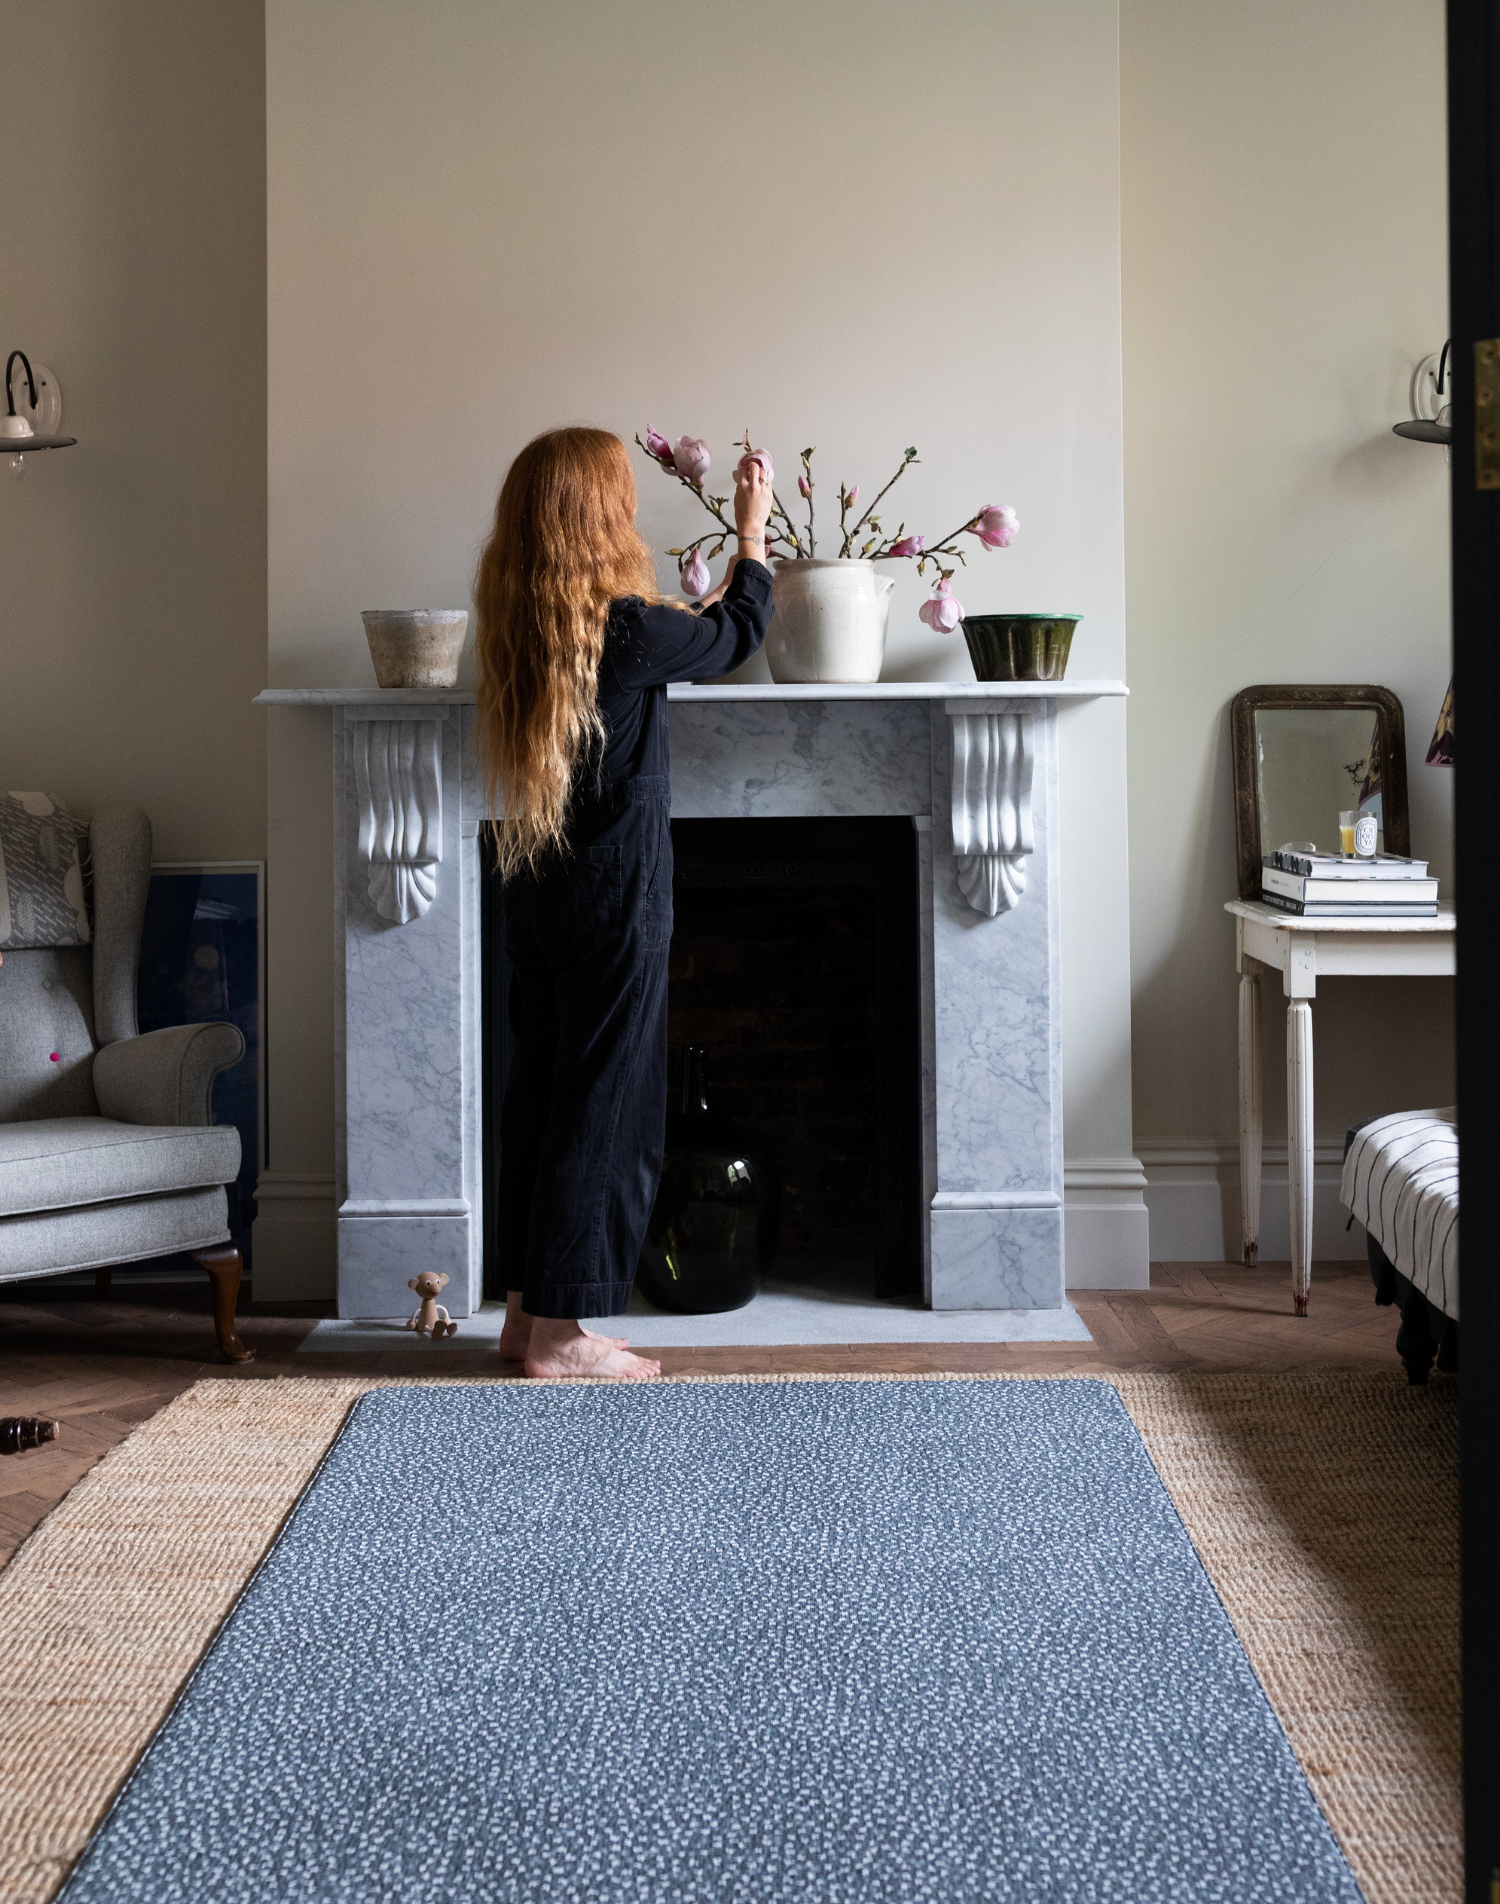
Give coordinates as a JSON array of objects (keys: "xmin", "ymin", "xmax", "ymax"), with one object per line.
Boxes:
[
  {"xmin": 612, "ymin": 560, "xmax": 773, "ymax": 686},
  {"xmin": 610, "ymin": 457, "xmax": 775, "ymax": 684}
]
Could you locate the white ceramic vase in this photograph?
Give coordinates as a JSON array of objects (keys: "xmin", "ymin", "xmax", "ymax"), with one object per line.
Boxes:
[
  {"xmin": 766, "ymin": 559, "xmax": 896, "ymax": 683},
  {"xmin": 361, "ymin": 610, "xmax": 469, "ymax": 689}
]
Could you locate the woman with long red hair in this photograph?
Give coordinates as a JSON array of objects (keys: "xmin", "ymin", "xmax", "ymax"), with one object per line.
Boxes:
[{"xmin": 475, "ymin": 426, "xmax": 773, "ymax": 1378}]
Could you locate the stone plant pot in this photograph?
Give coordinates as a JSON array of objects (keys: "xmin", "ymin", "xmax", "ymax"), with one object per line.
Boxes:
[
  {"xmin": 361, "ymin": 610, "xmax": 470, "ymax": 689},
  {"xmin": 961, "ymin": 614, "xmax": 1080, "ymax": 683},
  {"xmin": 766, "ymin": 559, "xmax": 896, "ymax": 683}
]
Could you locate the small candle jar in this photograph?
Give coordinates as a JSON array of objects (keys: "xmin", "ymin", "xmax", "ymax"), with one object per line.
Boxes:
[
  {"xmin": 1354, "ymin": 812, "xmax": 1378, "ymax": 857},
  {"xmin": 1339, "ymin": 809, "xmax": 1356, "ymax": 855}
]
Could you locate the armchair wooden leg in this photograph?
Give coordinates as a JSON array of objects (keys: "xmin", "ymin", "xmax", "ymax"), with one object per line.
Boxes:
[
  {"xmin": 190, "ymin": 1246, "xmax": 255, "ymax": 1363},
  {"xmin": 94, "ymin": 1266, "xmax": 112, "ymax": 1300}
]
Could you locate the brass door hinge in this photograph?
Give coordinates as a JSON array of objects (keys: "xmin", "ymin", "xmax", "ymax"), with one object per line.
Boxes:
[{"xmin": 1476, "ymin": 339, "xmax": 1500, "ymax": 487}]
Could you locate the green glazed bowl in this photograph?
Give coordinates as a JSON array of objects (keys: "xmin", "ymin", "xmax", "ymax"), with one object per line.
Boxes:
[{"xmin": 961, "ymin": 614, "xmax": 1081, "ymax": 682}]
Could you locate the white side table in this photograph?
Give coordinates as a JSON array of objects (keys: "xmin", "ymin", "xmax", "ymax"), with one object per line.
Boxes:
[{"xmin": 1225, "ymin": 900, "xmax": 1456, "ymax": 1314}]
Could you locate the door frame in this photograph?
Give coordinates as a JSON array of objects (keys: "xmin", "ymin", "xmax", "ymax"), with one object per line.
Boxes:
[{"xmin": 1445, "ymin": 5, "xmax": 1499, "ymax": 1896}]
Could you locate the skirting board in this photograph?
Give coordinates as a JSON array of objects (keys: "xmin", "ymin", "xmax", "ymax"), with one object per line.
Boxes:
[
  {"xmin": 252, "ymin": 1173, "xmax": 337, "ymax": 1301},
  {"xmin": 1138, "ymin": 1141, "xmax": 1365, "ymax": 1266},
  {"xmin": 253, "ymin": 1162, "xmax": 1154, "ymax": 1301},
  {"xmin": 1062, "ymin": 1158, "xmax": 1151, "ymax": 1290}
]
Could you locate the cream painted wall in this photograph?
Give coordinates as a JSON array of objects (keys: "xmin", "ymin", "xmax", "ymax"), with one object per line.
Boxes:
[
  {"xmin": 1121, "ymin": 0, "xmax": 1455, "ymax": 1259},
  {"xmin": 263, "ymin": 0, "xmax": 1143, "ymax": 1296},
  {"xmin": 0, "ymin": 1, "xmax": 266, "ymax": 867}
]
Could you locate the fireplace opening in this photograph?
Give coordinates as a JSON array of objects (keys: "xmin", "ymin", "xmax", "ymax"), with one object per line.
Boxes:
[{"xmin": 483, "ymin": 815, "xmax": 924, "ymax": 1305}]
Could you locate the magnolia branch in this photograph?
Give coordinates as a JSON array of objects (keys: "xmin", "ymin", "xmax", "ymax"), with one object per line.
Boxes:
[
  {"xmin": 841, "ymin": 449, "xmax": 919, "ymax": 556},
  {"xmin": 633, "ymin": 434, "xmax": 737, "ymax": 541},
  {"xmin": 636, "ymin": 429, "xmax": 1015, "ymax": 600}
]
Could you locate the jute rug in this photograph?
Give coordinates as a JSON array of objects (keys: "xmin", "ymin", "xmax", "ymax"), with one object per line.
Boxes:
[{"xmin": 0, "ymin": 1371, "xmax": 1458, "ymax": 1904}]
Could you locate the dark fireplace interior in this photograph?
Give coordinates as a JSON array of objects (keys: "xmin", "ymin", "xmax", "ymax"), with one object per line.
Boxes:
[{"xmin": 483, "ymin": 815, "xmax": 923, "ymax": 1304}]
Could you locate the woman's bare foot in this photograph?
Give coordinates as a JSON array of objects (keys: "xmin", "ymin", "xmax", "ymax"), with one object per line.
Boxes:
[
  {"xmin": 499, "ymin": 1295, "xmax": 630, "ymax": 1364},
  {"xmin": 497, "ymin": 1292, "xmax": 532, "ymax": 1363},
  {"xmin": 524, "ymin": 1317, "xmax": 660, "ymax": 1381}
]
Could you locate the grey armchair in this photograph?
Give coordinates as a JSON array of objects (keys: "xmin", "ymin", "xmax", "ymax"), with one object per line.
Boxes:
[{"xmin": 0, "ymin": 808, "xmax": 253, "ymax": 1361}]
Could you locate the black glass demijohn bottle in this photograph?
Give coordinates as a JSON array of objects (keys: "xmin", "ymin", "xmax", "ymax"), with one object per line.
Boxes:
[{"xmin": 637, "ymin": 1047, "xmax": 773, "ymax": 1314}]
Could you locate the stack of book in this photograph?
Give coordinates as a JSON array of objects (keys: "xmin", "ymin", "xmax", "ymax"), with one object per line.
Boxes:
[{"xmin": 1259, "ymin": 849, "xmax": 1438, "ymax": 917}]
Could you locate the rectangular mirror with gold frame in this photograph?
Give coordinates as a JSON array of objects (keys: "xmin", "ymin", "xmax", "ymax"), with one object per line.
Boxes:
[{"xmin": 1229, "ymin": 685, "xmax": 1410, "ymax": 901}]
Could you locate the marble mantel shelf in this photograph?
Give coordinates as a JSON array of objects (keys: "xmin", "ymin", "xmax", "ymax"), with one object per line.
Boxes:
[
  {"xmin": 253, "ymin": 679, "xmax": 1127, "ymax": 706},
  {"xmin": 256, "ymin": 679, "xmax": 1125, "ymax": 928}
]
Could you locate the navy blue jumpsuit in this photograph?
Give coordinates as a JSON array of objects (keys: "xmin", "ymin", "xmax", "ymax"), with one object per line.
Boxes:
[{"xmin": 496, "ymin": 559, "xmax": 774, "ymax": 1318}]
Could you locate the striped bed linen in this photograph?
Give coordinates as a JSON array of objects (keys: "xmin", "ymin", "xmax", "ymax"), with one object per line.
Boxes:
[{"xmin": 1340, "ymin": 1108, "xmax": 1459, "ymax": 1321}]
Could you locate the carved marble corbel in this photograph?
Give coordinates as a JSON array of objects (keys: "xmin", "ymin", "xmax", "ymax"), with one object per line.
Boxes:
[
  {"xmin": 349, "ymin": 715, "xmax": 444, "ymax": 924},
  {"xmin": 946, "ymin": 704, "xmax": 1035, "ymax": 916}
]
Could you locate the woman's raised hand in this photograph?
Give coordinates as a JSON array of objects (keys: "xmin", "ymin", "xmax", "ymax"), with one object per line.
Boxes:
[
  {"xmin": 694, "ymin": 454, "xmax": 773, "ymax": 604},
  {"xmin": 733, "ymin": 457, "xmax": 773, "ymax": 546}
]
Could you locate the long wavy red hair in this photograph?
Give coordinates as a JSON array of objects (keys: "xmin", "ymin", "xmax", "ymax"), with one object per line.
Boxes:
[{"xmin": 475, "ymin": 428, "xmax": 663, "ymax": 878}]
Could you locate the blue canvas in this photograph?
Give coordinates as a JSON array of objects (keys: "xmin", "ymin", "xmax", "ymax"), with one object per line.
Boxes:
[
  {"xmin": 60, "ymin": 1379, "xmax": 1364, "ymax": 1903},
  {"xmin": 137, "ymin": 868, "xmax": 260, "ymax": 1229}
]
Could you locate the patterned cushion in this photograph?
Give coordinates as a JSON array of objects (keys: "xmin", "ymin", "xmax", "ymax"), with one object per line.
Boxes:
[
  {"xmin": 0, "ymin": 791, "xmax": 90, "ymax": 947},
  {"xmin": 1341, "ymin": 1108, "xmax": 1459, "ymax": 1321}
]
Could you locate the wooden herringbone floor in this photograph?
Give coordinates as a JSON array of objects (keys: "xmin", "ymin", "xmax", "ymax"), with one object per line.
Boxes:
[{"xmin": 0, "ymin": 1258, "xmax": 1414, "ymax": 1570}]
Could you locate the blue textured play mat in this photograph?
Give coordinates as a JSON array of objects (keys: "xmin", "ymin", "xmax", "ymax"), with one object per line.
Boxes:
[{"xmin": 61, "ymin": 1378, "xmax": 1363, "ymax": 1903}]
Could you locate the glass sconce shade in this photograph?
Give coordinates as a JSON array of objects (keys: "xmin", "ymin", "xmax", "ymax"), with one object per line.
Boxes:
[{"xmin": 4, "ymin": 351, "xmax": 77, "ymax": 467}]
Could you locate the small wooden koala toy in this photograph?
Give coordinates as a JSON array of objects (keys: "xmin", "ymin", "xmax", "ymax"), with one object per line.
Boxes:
[{"xmin": 406, "ymin": 1270, "xmax": 458, "ymax": 1339}]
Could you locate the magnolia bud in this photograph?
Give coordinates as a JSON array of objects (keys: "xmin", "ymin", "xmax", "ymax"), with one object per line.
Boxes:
[
  {"xmin": 672, "ymin": 436, "xmax": 711, "ymax": 485},
  {"xmin": 972, "ymin": 503, "xmax": 1019, "ymax": 550},
  {"xmin": 918, "ymin": 578, "xmax": 965, "ymax": 633}
]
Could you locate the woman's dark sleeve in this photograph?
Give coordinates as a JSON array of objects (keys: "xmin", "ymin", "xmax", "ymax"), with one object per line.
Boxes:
[{"xmin": 608, "ymin": 560, "xmax": 774, "ymax": 688}]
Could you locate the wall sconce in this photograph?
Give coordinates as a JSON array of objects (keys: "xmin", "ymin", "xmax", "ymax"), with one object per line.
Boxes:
[
  {"xmin": 3, "ymin": 351, "xmax": 77, "ymax": 478},
  {"xmin": 1392, "ymin": 342, "xmax": 1451, "ymax": 444}
]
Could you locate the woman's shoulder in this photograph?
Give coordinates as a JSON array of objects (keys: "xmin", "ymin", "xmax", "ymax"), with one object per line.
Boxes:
[
  {"xmin": 605, "ymin": 595, "xmax": 643, "ymax": 643},
  {"xmin": 604, "ymin": 594, "xmax": 701, "ymax": 691},
  {"xmin": 607, "ymin": 595, "xmax": 695, "ymax": 642},
  {"xmin": 609, "ymin": 592, "xmax": 692, "ymax": 618}
]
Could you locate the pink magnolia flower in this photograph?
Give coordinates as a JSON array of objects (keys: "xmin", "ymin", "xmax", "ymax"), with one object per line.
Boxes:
[
  {"xmin": 972, "ymin": 503, "xmax": 1019, "ymax": 550},
  {"xmin": 889, "ymin": 534, "xmax": 925, "ymax": 559},
  {"xmin": 845, "ymin": 485, "xmax": 859, "ymax": 507},
  {"xmin": 680, "ymin": 549, "xmax": 711, "ymax": 597},
  {"xmin": 644, "ymin": 425, "xmax": 675, "ymax": 470},
  {"xmin": 918, "ymin": 578, "xmax": 965, "ymax": 633},
  {"xmin": 737, "ymin": 447, "xmax": 774, "ymax": 483},
  {"xmin": 672, "ymin": 436, "xmax": 711, "ymax": 485},
  {"xmin": 798, "ymin": 473, "xmax": 813, "ymax": 498}
]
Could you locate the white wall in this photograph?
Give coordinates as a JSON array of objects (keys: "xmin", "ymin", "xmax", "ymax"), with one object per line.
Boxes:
[
  {"xmin": 1121, "ymin": 0, "xmax": 1455, "ymax": 1261},
  {"xmin": 0, "ymin": 0, "xmax": 266, "ymax": 866},
  {"xmin": 7, "ymin": 1, "xmax": 1443, "ymax": 1291},
  {"xmin": 262, "ymin": 0, "xmax": 1144, "ymax": 1296}
]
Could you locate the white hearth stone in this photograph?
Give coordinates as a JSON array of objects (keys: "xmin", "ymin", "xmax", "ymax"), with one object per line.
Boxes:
[{"xmin": 297, "ymin": 1284, "xmax": 1093, "ymax": 1352}]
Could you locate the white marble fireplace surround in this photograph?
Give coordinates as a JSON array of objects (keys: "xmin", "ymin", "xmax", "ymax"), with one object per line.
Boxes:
[{"xmin": 255, "ymin": 680, "xmax": 1128, "ymax": 1318}]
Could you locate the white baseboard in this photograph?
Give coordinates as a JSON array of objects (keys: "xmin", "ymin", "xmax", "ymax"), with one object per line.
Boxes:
[
  {"xmin": 253, "ymin": 1173, "xmax": 337, "ymax": 1300},
  {"xmin": 1063, "ymin": 1158, "xmax": 1151, "ymax": 1290},
  {"xmin": 250, "ymin": 1164, "xmax": 1158, "ymax": 1302},
  {"xmin": 1137, "ymin": 1139, "xmax": 1364, "ymax": 1265}
]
